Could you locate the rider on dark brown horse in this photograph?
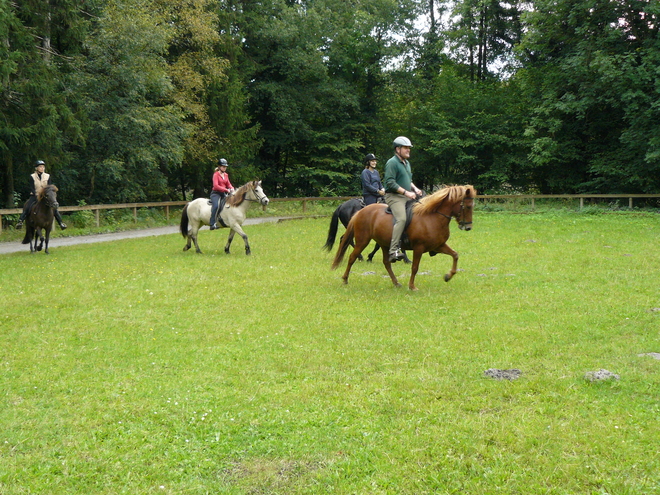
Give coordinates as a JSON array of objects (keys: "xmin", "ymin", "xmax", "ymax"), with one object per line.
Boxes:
[{"xmin": 16, "ymin": 160, "xmax": 67, "ymax": 230}]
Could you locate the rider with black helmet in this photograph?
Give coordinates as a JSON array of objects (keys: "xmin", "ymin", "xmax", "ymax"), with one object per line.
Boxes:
[
  {"xmin": 16, "ymin": 160, "xmax": 67, "ymax": 230},
  {"xmin": 361, "ymin": 153, "xmax": 385, "ymax": 205},
  {"xmin": 383, "ymin": 137, "xmax": 422, "ymax": 262}
]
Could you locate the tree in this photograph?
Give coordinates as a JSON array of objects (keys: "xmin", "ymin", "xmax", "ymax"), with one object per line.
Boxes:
[
  {"xmin": 154, "ymin": 0, "xmax": 230, "ymax": 200},
  {"xmin": 0, "ymin": 0, "xmax": 84, "ymax": 207},
  {"xmin": 72, "ymin": 0, "xmax": 187, "ymax": 203}
]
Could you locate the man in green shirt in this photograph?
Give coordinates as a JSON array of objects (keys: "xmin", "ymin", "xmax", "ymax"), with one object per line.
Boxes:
[{"xmin": 383, "ymin": 136, "xmax": 422, "ymax": 262}]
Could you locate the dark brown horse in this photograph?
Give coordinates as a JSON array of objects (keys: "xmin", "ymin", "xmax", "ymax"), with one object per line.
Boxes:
[
  {"xmin": 21, "ymin": 185, "xmax": 59, "ymax": 254},
  {"xmin": 331, "ymin": 185, "xmax": 476, "ymax": 291}
]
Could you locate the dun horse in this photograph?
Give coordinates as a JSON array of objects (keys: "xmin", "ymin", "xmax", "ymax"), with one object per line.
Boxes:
[
  {"xmin": 331, "ymin": 185, "xmax": 476, "ymax": 291},
  {"xmin": 21, "ymin": 184, "xmax": 60, "ymax": 254},
  {"xmin": 179, "ymin": 180, "xmax": 269, "ymax": 254}
]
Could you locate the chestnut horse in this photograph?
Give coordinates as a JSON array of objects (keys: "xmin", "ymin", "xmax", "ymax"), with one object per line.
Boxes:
[
  {"xmin": 21, "ymin": 184, "xmax": 59, "ymax": 254},
  {"xmin": 331, "ymin": 185, "xmax": 476, "ymax": 291},
  {"xmin": 323, "ymin": 197, "xmax": 411, "ymax": 263}
]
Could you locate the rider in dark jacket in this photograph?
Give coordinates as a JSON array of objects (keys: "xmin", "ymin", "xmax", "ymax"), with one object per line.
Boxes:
[{"xmin": 361, "ymin": 153, "xmax": 385, "ymax": 205}]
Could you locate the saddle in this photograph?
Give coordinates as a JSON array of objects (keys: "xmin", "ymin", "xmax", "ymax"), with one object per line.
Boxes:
[
  {"xmin": 384, "ymin": 199, "xmax": 417, "ymax": 235},
  {"xmin": 384, "ymin": 197, "xmax": 437, "ymax": 255}
]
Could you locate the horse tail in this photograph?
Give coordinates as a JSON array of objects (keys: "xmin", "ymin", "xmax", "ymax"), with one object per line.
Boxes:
[
  {"xmin": 323, "ymin": 206, "xmax": 341, "ymax": 251},
  {"xmin": 331, "ymin": 216, "xmax": 355, "ymax": 270},
  {"xmin": 180, "ymin": 204, "xmax": 189, "ymax": 238},
  {"xmin": 21, "ymin": 230, "xmax": 31, "ymax": 244}
]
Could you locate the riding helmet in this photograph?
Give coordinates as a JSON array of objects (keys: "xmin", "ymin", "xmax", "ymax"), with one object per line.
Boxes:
[
  {"xmin": 364, "ymin": 153, "xmax": 377, "ymax": 164},
  {"xmin": 35, "ymin": 160, "xmax": 45, "ymax": 168},
  {"xmin": 392, "ymin": 136, "xmax": 413, "ymax": 148},
  {"xmin": 218, "ymin": 158, "xmax": 228, "ymax": 167}
]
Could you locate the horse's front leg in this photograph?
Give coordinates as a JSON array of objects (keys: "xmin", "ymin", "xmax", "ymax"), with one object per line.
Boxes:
[
  {"xmin": 381, "ymin": 247, "xmax": 401, "ymax": 288},
  {"xmin": 36, "ymin": 228, "xmax": 44, "ymax": 252},
  {"xmin": 366, "ymin": 243, "xmax": 381, "ymax": 263},
  {"xmin": 44, "ymin": 230, "xmax": 51, "ymax": 254},
  {"xmin": 437, "ymin": 243, "xmax": 459, "ymax": 282}
]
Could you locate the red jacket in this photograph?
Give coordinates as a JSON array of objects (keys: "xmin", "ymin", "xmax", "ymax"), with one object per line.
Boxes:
[{"xmin": 212, "ymin": 171, "xmax": 233, "ymax": 193}]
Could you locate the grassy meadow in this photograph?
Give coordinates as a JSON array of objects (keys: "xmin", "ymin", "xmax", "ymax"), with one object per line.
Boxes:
[{"xmin": 1, "ymin": 211, "xmax": 659, "ymax": 494}]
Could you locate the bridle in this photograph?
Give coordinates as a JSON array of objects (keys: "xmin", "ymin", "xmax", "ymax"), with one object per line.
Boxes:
[
  {"xmin": 438, "ymin": 198, "xmax": 472, "ymax": 228},
  {"xmin": 42, "ymin": 188, "xmax": 59, "ymax": 209},
  {"xmin": 244, "ymin": 185, "xmax": 269, "ymax": 205}
]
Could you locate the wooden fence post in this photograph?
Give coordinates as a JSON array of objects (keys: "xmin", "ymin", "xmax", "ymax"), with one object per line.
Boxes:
[
  {"xmin": 95, "ymin": 209, "xmax": 100, "ymax": 227},
  {"xmin": 629, "ymin": 197, "xmax": 633, "ymax": 209},
  {"xmin": 133, "ymin": 207, "xmax": 137, "ymax": 223}
]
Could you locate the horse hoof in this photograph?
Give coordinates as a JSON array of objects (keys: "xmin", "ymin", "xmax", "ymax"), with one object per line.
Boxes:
[
  {"xmin": 444, "ymin": 274, "xmax": 451, "ymax": 282},
  {"xmin": 183, "ymin": 246, "xmax": 190, "ymax": 251},
  {"xmin": 409, "ymin": 286, "xmax": 418, "ymax": 291}
]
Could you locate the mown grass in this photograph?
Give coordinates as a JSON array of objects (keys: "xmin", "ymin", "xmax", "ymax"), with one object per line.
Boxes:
[{"xmin": 1, "ymin": 212, "xmax": 659, "ymax": 494}]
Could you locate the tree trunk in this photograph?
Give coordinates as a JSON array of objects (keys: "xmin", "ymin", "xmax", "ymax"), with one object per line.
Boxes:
[{"xmin": 2, "ymin": 153, "xmax": 15, "ymax": 208}]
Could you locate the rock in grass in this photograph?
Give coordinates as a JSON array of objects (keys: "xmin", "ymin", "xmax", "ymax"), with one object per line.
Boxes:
[
  {"xmin": 638, "ymin": 352, "xmax": 660, "ymax": 360},
  {"xmin": 584, "ymin": 369, "xmax": 620, "ymax": 382},
  {"xmin": 484, "ymin": 368, "xmax": 521, "ymax": 380}
]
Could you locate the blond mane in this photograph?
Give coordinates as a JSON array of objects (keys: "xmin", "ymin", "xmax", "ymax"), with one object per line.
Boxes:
[
  {"xmin": 226, "ymin": 181, "xmax": 256, "ymax": 207},
  {"xmin": 412, "ymin": 185, "xmax": 475, "ymax": 215}
]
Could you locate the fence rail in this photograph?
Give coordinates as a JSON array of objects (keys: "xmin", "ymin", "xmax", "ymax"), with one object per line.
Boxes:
[{"xmin": 1, "ymin": 194, "xmax": 659, "ymax": 233}]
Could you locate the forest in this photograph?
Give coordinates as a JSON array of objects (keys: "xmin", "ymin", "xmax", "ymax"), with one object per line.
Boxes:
[{"xmin": 2, "ymin": 0, "xmax": 660, "ymax": 207}]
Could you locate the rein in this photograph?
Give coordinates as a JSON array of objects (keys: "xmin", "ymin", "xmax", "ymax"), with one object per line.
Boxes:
[
  {"xmin": 437, "ymin": 199, "xmax": 471, "ymax": 227},
  {"xmin": 244, "ymin": 187, "xmax": 267, "ymax": 204}
]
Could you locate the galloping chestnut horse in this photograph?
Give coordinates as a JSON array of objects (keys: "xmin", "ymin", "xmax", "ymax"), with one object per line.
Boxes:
[
  {"xmin": 331, "ymin": 185, "xmax": 476, "ymax": 291},
  {"xmin": 21, "ymin": 184, "xmax": 59, "ymax": 254}
]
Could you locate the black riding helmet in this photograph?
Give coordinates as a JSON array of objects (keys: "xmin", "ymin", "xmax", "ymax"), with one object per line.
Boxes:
[
  {"xmin": 35, "ymin": 160, "xmax": 45, "ymax": 168},
  {"xmin": 363, "ymin": 153, "xmax": 376, "ymax": 164}
]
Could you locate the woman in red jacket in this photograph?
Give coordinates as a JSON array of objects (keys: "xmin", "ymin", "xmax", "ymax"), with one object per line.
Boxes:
[{"xmin": 209, "ymin": 158, "xmax": 234, "ymax": 230}]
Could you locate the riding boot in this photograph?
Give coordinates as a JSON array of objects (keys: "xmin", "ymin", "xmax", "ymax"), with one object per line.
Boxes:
[
  {"xmin": 16, "ymin": 200, "xmax": 31, "ymax": 229},
  {"xmin": 54, "ymin": 210, "xmax": 67, "ymax": 230}
]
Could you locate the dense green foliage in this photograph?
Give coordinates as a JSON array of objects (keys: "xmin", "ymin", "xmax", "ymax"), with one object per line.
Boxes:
[{"xmin": 1, "ymin": 0, "xmax": 659, "ymax": 208}]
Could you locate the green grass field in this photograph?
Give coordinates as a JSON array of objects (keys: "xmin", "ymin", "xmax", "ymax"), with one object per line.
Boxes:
[{"xmin": 1, "ymin": 212, "xmax": 659, "ymax": 494}]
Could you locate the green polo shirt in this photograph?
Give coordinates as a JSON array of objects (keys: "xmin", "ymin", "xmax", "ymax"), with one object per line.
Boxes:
[{"xmin": 383, "ymin": 154, "xmax": 412, "ymax": 193}]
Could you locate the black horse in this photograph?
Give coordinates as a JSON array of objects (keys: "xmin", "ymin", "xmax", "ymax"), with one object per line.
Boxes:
[
  {"xmin": 323, "ymin": 198, "xmax": 410, "ymax": 263},
  {"xmin": 21, "ymin": 185, "xmax": 59, "ymax": 254}
]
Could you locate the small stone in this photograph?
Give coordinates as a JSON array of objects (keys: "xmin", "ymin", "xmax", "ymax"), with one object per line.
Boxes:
[
  {"xmin": 638, "ymin": 352, "xmax": 660, "ymax": 360},
  {"xmin": 484, "ymin": 368, "xmax": 522, "ymax": 380},
  {"xmin": 584, "ymin": 369, "xmax": 620, "ymax": 382}
]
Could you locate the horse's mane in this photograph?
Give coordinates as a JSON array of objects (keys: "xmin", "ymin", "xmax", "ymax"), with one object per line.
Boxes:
[
  {"xmin": 37, "ymin": 184, "xmax": 58, "ymax": 201},
  {"xmin": 226, "ymin": 181, "xmax": 257, "ymax": 207},
  {"xmin": 412, "ymin": 185, "xmax": 475, "ymax": 215}
]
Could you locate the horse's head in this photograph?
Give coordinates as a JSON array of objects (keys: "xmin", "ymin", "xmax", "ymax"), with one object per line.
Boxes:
[
  {"xmin": 453, "ymin": 185, "xmax": 476, "ymax": 231},
  {"xmin": 39, "ymin": 185, "xmax": 59, "ymax": 209},
  {"xmin": 247, "ymin": 180, "xmax": 269, "ymax": 207}
]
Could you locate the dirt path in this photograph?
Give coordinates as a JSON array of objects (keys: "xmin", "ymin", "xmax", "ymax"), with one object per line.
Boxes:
[{"xmin": 0, "ymin": 217, "xmax": 291, "ymax": 255}]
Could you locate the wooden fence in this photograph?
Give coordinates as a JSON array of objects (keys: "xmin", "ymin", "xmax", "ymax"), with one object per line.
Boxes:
[{"xmin": 1, "ymin": 194, "xmax": 659, "ymax": 234}]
